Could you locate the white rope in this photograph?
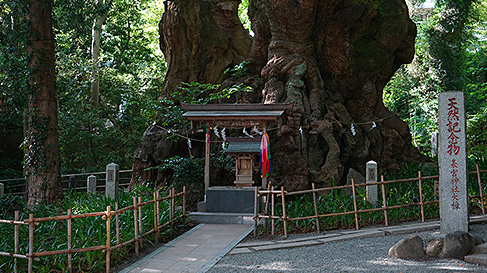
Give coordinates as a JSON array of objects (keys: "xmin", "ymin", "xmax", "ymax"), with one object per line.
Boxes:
[{"xmin": 243, "ymin": 128, "xmax": 254, "ymax": 138}]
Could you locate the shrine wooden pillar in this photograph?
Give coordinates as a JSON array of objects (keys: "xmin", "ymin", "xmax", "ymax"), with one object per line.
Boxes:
[{"xmin": 204, "ymin": 126, "xmax": 210, "ymax": 195}]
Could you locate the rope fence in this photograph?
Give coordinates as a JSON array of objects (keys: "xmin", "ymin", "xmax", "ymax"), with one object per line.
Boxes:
[
  {"xmin": 0, "ymin": 187, "xmax": 186, "ymax": 273},
  {"xmin": 254, "ymin": 164, "xmax": 487, "ymax": 238}
]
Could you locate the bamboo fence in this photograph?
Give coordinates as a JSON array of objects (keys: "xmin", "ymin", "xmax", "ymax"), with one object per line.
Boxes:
[
  {"xmin": 255, "ymin": 165, "xmax": 487, "ymax": 239},
  {"xmin": 0, "ymin": 187, "xmax": 186, "ymax": 273}
]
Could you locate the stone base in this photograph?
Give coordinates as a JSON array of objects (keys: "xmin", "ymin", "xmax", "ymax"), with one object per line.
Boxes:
[
  {"xmin": 197, "ymin": 200, "xmax": 206, "ymax": 212},
  {"xmin": 189, "ymin": 212, "xmax": 255, "ymax": 225},
  {"xmin": 205, "ymin": 186, "xmax": 259, "ymax": 213}
]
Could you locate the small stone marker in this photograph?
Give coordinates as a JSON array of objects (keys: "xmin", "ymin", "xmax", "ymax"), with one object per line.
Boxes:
[
  {"xmin": 431, "ymin": 131, "xmax": 438, "ymax": 157},
  {"xmin": 106, "ymin": 163, "xmax": 119, "ymax": 200},
  {"xmin": 439, "ymin": 91, "xmax": 468, "ymax": 234},
  {"xmin": 69, "ymin": 175, "xmax": 76, "ymax": 193},
  {"xmin": 366, "ymin": 161, "xmax": 378, "ymax": 206},
  {"xmin": 87, "ymin": 175, "xmax": 97, "ymax": 194},
  {"xmin": 0, "ymin": 183, "xmax": 4, "ymax": 196}
]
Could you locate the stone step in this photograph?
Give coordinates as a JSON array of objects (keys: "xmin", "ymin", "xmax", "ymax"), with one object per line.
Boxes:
[
  {"xmin": 189, "ymin": 212, "xmax": 255, "ymax": 225},
  {"xmin": 464, "ymin": 253, "xmax": 487, "ymax": 265},
  {"xmin": 474, "ymin": 243, "xmax": 487, "ymax": 254}
]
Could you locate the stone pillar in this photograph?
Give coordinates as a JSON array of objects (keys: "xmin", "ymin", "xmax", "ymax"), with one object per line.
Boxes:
[
  {"xmin": 106, "ymin": 163, "xmax": 119, "ymax": 200},
  {"xmin": 0, "ymin": 183, "xmax": 4, "ymax": 196},
  {"xmin": 87, "ymin": 175, "xmax": 97, "ymax": 194},
  {"xmin": 439, "ymin": 91, "xmax": 468, "ymax": 234},
  {"xmin": 431, "ymin": 131, "xmax": 438, "ymax": 157},
  {"xmin": 69, "ymin": 175, "xmax": 76, "ymax": 193},
  {"xmin": 366, "ymin": 161, "xmax": 378, "ymax": 206}
]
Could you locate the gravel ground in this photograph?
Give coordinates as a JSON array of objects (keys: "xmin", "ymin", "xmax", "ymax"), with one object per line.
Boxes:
[{"xmin": 208, "ymin": 224, "xmax": 487, "ymax": 273}]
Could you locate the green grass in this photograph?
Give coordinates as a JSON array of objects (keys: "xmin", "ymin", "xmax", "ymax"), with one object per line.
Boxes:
[{"xmin": 0, "ymin": 186, "xmax": 187, "ymax": 273}]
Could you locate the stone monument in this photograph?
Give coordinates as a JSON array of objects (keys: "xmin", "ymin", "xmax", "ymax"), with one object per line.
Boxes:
[
  {"xmin": 106, "ymin": 163, "xmax": 119, "ymax": 200},
  {"xmin": 438, "ymin": 91, "xmax": 468, "ymax": 234},
  {"xmin": 366, "ymin": 161, "xmax": 378, "ymax": 206},
  {"xmin": 87, "ymin": 175, "xmax": 97, "ymax": 194},
  {"xmin": 431, "ymin": 131, "xmax": 438, "ymax": 157}
]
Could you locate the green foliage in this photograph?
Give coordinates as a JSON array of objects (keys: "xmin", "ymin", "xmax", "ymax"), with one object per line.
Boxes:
[
  {"xmin": 385, "ymin": 0, "xmax": 487, "ymax": 156},
  {"xmin": 225, "ymin": 61, "xmax": 250, "ymax": 78},
  {"xmin": 1, "ymin": 0, "xmax": 168, "ymax": 175},
  {"xmin": 238, "ymin": 0, "xmax": 250, "ymax": 31},
  {"xmin": 0, "ymin": 195, "xmax": 25, "ymax": 218},
  {"xmin": 468, "ymin": 106, "xmax": 487, "ymax": 161},
  {"xmin": 53, "ymin": 0, "xmax": 166, "ymax": 173},
  {"xmin": 0, "ymin": 188, "xmax": 186, "ymax": 272},
  {"xmin": 155, "ymin": 156, "xmax": 205, "ymax": 204},
  {"xmin": 0, "ymin": 0, "xmax": 29, "ymax": 129}
]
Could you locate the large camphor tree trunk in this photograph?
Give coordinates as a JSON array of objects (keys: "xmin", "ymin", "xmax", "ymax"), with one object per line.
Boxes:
[
  {"xmin": 132, "ymin": 0, "xmax": 252, "ymax": 182},
  {"xmin": 133, "ymin": 0, "xmax": 428, "ymax": 191},
  {"xmin": 26, "ymin": 0, "xmax": 63, "ymax": 206}
]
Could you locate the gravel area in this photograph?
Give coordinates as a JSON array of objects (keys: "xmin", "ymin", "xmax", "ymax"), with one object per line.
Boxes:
[{"xmin": 208, "ymin": 224, "xmax": 487, "ymax": 273}]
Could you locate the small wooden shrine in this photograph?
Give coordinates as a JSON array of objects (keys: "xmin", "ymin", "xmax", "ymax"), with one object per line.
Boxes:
[
  {"xmin": 182, "ymin": 103, "xmax": 292, "ymax": 190},
  {"xmin": 225, "ymin": 137, "xmax": 261, "ymax": 187}
]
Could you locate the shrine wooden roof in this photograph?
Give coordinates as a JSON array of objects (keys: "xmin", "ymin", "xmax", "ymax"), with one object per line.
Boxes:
[
  {"xmin": 181, "ymin": 103, "xmax": 293, "ymax": 121},
  {"xmin": 224, "ymin": 137, "xmax": 261, "ymax": 154}
]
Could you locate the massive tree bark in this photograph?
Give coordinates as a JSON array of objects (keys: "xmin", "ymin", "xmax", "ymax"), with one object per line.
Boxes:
[
  {"xmin": 159, "ymin": 0, "xmax": 252, "ymax": 95},
  {"xmin": 248, "ymin": 0, "xmax": 427, "ymax": 190},
  {"xmin": 26, "ymin": 0, "xmax": 62, "ymax": 206},
  {"xmin": 132, "ymin": 0, "xmax": 252, "ymax": 182},
  {"xmin": 133, "ymin": 0, "xmax": 428, "ymax": 191}
]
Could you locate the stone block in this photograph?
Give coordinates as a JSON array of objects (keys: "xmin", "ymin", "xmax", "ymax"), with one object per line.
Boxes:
[
  {"xmin": 106, "ymin": 163, "xmax": 119, "ymax": 200},
  {"xmin": 464, "ymin": 253, "xmax": 487, "ymax": 265},
  {"xmin": 438, "ymin": 91, "xmax": 468, "ymax": 234},
  {"xmin": 252, "ymin": 240, "xmax": 322, "ymax": 251},
  {"xmin": 205, "ymin": 187, "xmax": 258, "ymax": 213},
  {"xmin": 440, "ymin": 231, "xmax": 474, "ymax": 260},
  {"xmin": 345, "ymin": 168, "xmax": 365, "ymax": 196},
  {"xmin": 229, "ymin": 248, "xmax": 252, "ymax": 255},
  {"xmin": 366, "ymin": 160, "xmax": 378, "ymax": 206},
  {"xmin": 87, "ymin": 175, "xmax": 97, "ymax": 194},
  {"xmin": 388, "ymin": 235, "xmax": 425, "ymax": 260},
  {"xmin": 0, "ymin": 183, "xmax": 4, "ymax": 196},
  {"xmin": 237, "ymin": 241, "xmax": 276, "ymax": 248},
  {"xmin": 197, "ymin": 200, "xmax": 206, "ymax": 212}
]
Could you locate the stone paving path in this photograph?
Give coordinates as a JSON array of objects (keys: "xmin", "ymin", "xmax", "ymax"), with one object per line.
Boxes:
[
  {"xmin": 230, "ymin": 215, "xmax": 487, "ymax": 255},
  {"xmin": 118, "ymin": 224, "xmax": 253, "ymax": 273},
  {"xmin": 118, "ymin": 215, "xmax": 487, "ymax": 273}
]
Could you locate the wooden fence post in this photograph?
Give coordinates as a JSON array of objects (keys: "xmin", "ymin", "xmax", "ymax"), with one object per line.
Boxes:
[
  {"xmin": 27, "ymin": 214, "xmax": 34, "ymax": 273},
  {"xmin": 281, "ymin": 187, "xmax": 288, "ymax": 239},
  {"xmin": 171, "ymin": 188, "xmax": 175, "ymax": 222},
  {"xmin": 14, "ymin": 211, "xmax": 19, "ymax": 273},
  {"xmin": 133, "ymin": 197, "xmax": 139, "ymax": 257},
  {"xmin": 115, "ymin": 202, "xmax": 120, "ymax": 245},
  {"xmin": 182, "ymin": 186, "xmax": 187, "ymax": 216},
  {"xmin": 105, "ymin": 206, "xmax": 111, "ymax": 273},
  {"xmin": 263, "ymin": 185, "xmax": 270, "ymax": 234},
  {"xmin": 477, "ymin": 164, "xmax": 485, "ymax": 215},
  {"xmin": 138, "ymin": 196, "xmax": 144, "ymax": 249},
  {"xmin": 271, "ymin": 187, "xmax": 275, "ymax": 236},
  {"xmin": 351, "ymin": 179, "xmax": 359, "ymax": 230},
  {"xmin": 253, "ymin": 187, "xmax": 258, "ymax": 237},
  {"xmin": 418, "ymin": 171, "xmax": 425, "ymax": 222},
  {"xmin": 312, "ymin": 183, "xmax": 320, "ymax": 233},
  {"xmin": 67, "ymin": 209, "xmax": 72, "ymax": 273},
  {"xmin": 380, "ymin": 176, "xmax": 389, "ymax": 226},
  {"xmin": 154, "ymin": 192, "xmax": 159, "ymax": 244}
]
